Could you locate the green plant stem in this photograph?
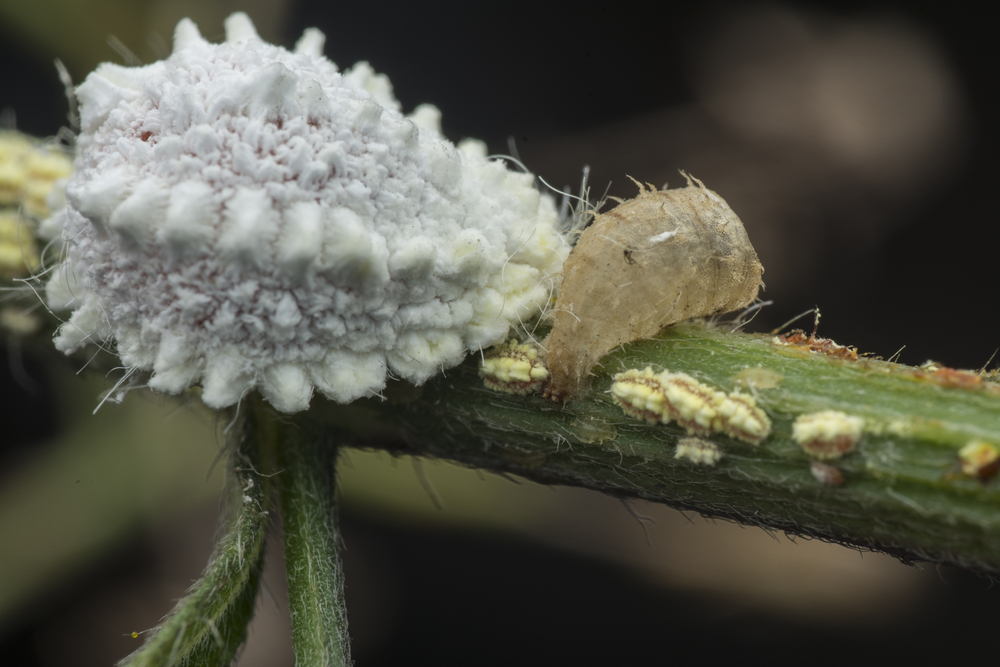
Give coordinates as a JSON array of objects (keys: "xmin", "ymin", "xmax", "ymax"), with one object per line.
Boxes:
[
  {"xmin": 274, "ymin": 414, "xmax": 352, "ymax": 667},
  {"xmin": 303, "ymin": 322, "xmax": 1000, "ymax": 575},
  {"xmin": 120, "ymin": 408, "xmax": 272, "ymax": 667}
]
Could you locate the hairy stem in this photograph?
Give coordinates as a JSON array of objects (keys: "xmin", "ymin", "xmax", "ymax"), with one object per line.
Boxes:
[
  {"xmin": 120, "ymin": 408, "xmax": 271, "ymax": 667},
  {"xmin": 274, "ymin": 413, "xmax": 352, "ymax": 667},
  {"xmin": 304, "ymin": 322, "xmax": 1000, "ymax": 574}
]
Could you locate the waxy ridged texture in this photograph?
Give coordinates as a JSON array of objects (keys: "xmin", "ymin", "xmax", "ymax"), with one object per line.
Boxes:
[{"xmin": 47, "ymin": 13, "xmax": 569, "ymax": 412}]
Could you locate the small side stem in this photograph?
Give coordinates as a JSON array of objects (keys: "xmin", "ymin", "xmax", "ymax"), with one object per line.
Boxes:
[
  {"xmin": 120, "ymin": 407, "xmax": 272, "ymax": 667},
  {"xmin": 275, "ymin": 415, "xmax": 351, "ymax": 667}
]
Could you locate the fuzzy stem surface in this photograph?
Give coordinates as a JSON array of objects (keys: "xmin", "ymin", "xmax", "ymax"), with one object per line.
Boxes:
[
  {"xmin": 120, "ymin": 408, "xmax": 271, "ymax": 667},
  {"xmin": 275, "ymin": 414, "xmax": 352, "ymax": 667}
]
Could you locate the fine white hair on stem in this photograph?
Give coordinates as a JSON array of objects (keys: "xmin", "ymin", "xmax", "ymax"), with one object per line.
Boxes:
[
  {"xmin": 978, "ymin": 348, "xmax": 998, "ymax": 374},
  {"xmin": 654, "ymin": 292, "xmax": 683, "ymax": 327},
  {"xmin": 545, "ymin": 307, "xmax": 581, "ymax": 324},
  {"xmin": 490, "ymin": 154, "xmax": 598, "ymax": 219},
  {"xmin": 887, "ymin": 345, "xmax": 907, "ymax": 364},
  {"xmin": 53, "ymin": 59, "xmax": 79, "ymax": 129},
  {"xmin": 11, "ymin": 278, "xmax": 63, "ymax": 322},
  {"xmin": 222, "ymin": 392, "xmax": 248, "ymax": 436},
  {"xmin": 489, "ymin": 152, "xmax": 603, "ymax": 247},
  {"xmin": 731, "ymin": 299, "xmax": 773, "ymax": 333},
  {"xmin": 106, "ymin": 35, "xmax": 142, "ymax": 66},
  {"xmin": 770, "ymin": 307, "xmax": 820, "ymax": 336},
  {"xmin": 92, "ymin": 365, "xmax": 139, "ymax": 414},
  {"xmin": 497, "ymin": 225, "xmax": 538, "ymax": 320},
  {"xmin": 77, "ymin": 342, "xmax": 112, "ymax": 374}
]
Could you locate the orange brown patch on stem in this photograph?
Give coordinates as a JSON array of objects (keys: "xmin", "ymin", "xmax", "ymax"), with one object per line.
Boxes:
[{"xmin": 773, "ymin": 330, "xmax": 859, "ymax": 361}]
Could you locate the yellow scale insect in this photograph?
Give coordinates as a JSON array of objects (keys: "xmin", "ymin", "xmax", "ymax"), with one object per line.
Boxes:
[
  {"xmin": 957, "ymin": 441, "xmax": 1000, "ymax": 480},
  {"xmin": 611, "ymin": 367, "xmax": 771, "ymax": 444},
  {"xmin": 675, "ymin": 437, "xmax": 724, "ymax": 466},
  {"xmin": 479, "ymin": 339, "xmax": 549, "ymax": 395},
  {"xmin": 792, "ymin": 410, "xmax": 864, "ymax": 460}
]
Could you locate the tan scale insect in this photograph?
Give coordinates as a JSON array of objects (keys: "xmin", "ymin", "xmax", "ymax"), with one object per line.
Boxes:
[
  {"xmin": 675, "ymin": 437, "xmax": 724, "ymax": 466},
  {"xmin": 732, "ymin": 366, "xmax": 783, "ymax": 390},
  {"xmin": 544, "ymin": 175, "xmax": 763, "ymax": 400},
  {"xmin": 957, "ymin": 441, "xmax": 1000, "ymax": 480},
  {"xmin": 810, "ymin": 461, "xmax": 846, "ymax": 487},
  {"xmin": 659, "ymin": 372, "xmax": 725, "ymax": 437},
  {"xmin": 792, "ymin": 410, "xmax": 864, "ymax": 460},
  {"xmin": 568, "ymin": 416, "xmax": 618, "ymax": 444},
  {"xmin": 712, "ymin": 392, "xmax": 771, "ymax": 444},
  {"xmin": 609, "ymin": 367, "xmax": 668, "ymax": 423},
  {"xmin": 610, "ymin": 367, "xmax": 771, "ymax": 444}
]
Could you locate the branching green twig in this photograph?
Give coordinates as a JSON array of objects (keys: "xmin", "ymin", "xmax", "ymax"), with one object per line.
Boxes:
[
  {"xmin": 302, "ymin": 322, "xmax": 1000, "ymax": 575},
  {"xmin": 119, "ymin": 408, "xmax": 271, "ymax": 667}
]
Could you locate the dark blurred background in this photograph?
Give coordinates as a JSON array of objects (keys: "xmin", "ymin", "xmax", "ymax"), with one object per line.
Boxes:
[{"xmin": 1, "ymin": 1, "xmax": 998, "ymax": 665}]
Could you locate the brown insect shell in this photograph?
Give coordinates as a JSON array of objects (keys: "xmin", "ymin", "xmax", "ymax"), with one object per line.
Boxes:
[{"xmin": 544, "ymin": 178, "xmax": 763, "ymax": 400}]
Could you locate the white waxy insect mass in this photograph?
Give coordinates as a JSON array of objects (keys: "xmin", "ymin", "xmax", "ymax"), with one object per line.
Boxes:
[
  {"xmin": 46, "ymin": 13, "xmax": 569, "ymax": 413},
  {"xmin": 544, "ymin": 177, "xmax": 763, "ymax": 400}
]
